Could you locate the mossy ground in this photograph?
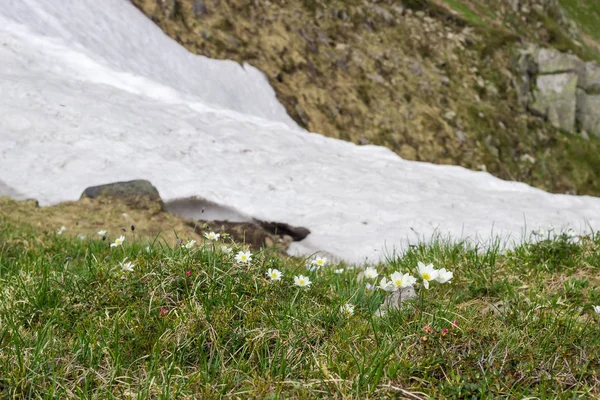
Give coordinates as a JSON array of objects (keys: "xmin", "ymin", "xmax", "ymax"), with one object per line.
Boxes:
[
  {"xmin": 131, "ymin": 0, "xmax": 600, "ymax": 196},
  {"xmin": 0, "ymin": 197, "xmax": 291, "ymax": 254},
  {"xmin": 1, "ymin": 212, "xmax": 600, "ymax": 398}
]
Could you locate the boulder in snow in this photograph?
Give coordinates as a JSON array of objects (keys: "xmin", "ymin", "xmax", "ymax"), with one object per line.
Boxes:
[{"xmin": 81, "ymin": 180, "xmax": 164, "ymax": 211}]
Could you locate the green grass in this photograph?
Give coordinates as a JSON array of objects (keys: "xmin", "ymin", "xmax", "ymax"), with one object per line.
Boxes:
[
  {"xmin": 441, "ymin": 0, "xmax": 487, "ymax": 27},
  {"xmin": 1, "ymin": 218, "xmax": 600, "ymax": 398},
  {"xmin": 558, "ymin": 0, "xmax": 600, "ymax": 42}
]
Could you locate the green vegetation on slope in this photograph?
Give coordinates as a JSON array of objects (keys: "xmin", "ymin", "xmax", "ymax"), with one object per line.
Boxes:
[
  {"xmin": 558, "ymin": 0, "xmax": 600, "ymax": 57},
  {"xmin": 1, "ymin": 218, "xmax": 599, "ymax": 398}
]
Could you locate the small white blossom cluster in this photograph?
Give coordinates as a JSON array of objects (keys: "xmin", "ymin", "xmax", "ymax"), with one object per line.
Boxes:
[
  {"xmin": 340, "ymin": 303, "xmax": 355, "ymax": 316},
  {"xmin": 235, "ymin": 251, "xmax": 252, "ymax": 263},
  {"xmin": 183, "ymin": 240, "xmax": 196, "ymax": 249},
  {"xmin": 204, "ymin": 232, "xmax": 220, "ymax": 241},
  {"xmin": 265, "ymin": 266, "xmax": 313, "ymax": 289},
  {"xmin": 376, "ymin": 261, "xmax": 453, "ymax": 292},
  {"xmin": 120, "ymin": 260, "xmax": 134, "ymax": 272},
  {"xmin": 306, "ymin": 256, "xmax": 327, "ymax": 272},
  {"xmin": 110, "ymin": 235, "xmax": 125, "ymax": 247}
]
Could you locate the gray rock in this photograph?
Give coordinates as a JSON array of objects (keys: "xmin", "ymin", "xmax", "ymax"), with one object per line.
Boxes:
[
  {"xmin": 578, "ymin": 62, "xmax": 600, "ymax": 93},
  {"xmin": 443, "ymin": 110, "xmax": 456, "ymax": 121},
  {"xmin": 484, "ymin": 135, "xmax": 500, "ymax": 158},
  {"xmin": 531, "ymin": 73, "xmax": 578, "ymax": 132},
  {"xmin": 537, "ymin": 48, "xmax": 582, "ymax": 74},
  {"xmin": 576, "ymin": 90, "xmax": 600, "ymax": 138},
  {"xmin": 376, "ymin": 286, "xmax": 417, "ymax": 317},
  {"xmin": 81, "ymin": 179, "xmax": 164, "ymax": 209},
  {"xmin": 514, "ymin": 48, "xmax": 538, "ymax": 107},
  {"xmin": 192, "ymin": 0, "xmax": 208, "ymax": 17},
  {"xmin": 455, "ymin": 130, "xmax": 466, "ymax": 143}
]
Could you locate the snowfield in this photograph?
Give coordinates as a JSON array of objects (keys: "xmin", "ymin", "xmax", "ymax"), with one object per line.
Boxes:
[{"xmin": 1, "ymin": 0, "xmax": 600, "ymax": 264}]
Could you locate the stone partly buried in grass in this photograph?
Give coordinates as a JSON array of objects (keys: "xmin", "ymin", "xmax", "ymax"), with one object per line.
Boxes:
[
  {"xmin": 81, "ymin": 179, "xmax": 165, "ymax": 212},
  {"xmin": 79, "ymin": 179, "xmax": 312, "ymax": 251}
]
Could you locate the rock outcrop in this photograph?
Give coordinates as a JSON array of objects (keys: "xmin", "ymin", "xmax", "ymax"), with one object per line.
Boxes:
[
  {"xmin": 81, "ymin": 179, "xmax": 165, "ymax": 211},
  {"xmin": 518, "ymin": 45, "xmax": 600, "ymax": 138}
]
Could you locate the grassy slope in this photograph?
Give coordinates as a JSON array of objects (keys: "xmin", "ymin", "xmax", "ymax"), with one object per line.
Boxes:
[
  {"xmin": 558, "ymin": 0, "xmax": 600, "ymax": 58},
  {"xmin": 131, "ymin": 0, "xmax": 600, "ymax": 196},
  {"xmin": 1, "ymin": 218, "xmax": 599, "ymax": 398}
]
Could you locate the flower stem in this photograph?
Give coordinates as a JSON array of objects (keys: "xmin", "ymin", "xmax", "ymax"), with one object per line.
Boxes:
[{"xmin": 419, "ymin": 286, "xmax": 424, "ymax": 321}]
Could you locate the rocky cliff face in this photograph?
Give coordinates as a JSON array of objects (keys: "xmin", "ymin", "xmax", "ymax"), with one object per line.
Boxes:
[
  {"xmin": 131, "ymin": 0, "xmax": 600, "ymax": 196},
  {"xmin": 518, "ymin": 46, "xmax": 600, "ymax": 137}
]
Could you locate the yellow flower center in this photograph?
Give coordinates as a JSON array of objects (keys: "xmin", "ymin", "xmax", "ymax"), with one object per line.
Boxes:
[
  {"xmin": 271, "ymin": 273, "xmax": 277, "ymax": 278},
  {"xmin": 422, "ymin": 273, "xmax": 431, "ymax": 281},
  {"xmin": 299, "ymin": 279, "xmax": 305, "ymax": 285},
  {"xmin": 394, "ymin": 279, "xmax": 402, "ymax": 286}
]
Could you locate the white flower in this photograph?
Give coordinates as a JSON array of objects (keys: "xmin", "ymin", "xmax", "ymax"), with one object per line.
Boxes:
[
  {"xmin": 110, "ymin": 235, "xmax": 125, "ymax": 248},
  {"xmin": 204, "ymin": 231, "xmax": 220, "ymax": 241},
  {"xmin": 533, "ymin": 225, "xmax": 553, "ymax": 237},
  {"xmin": 593, "ymin": 305, "xmax": 600, "ymax": 314},
  {"xmin": 334, "ymin": 268, "xmax": 344, "ymax": 274},
  {"xmin": 363, "ymin": 267, "xmax": 379, "ymax": 280},
  {"xmin": 340, "ymin": 303, "xmax": 355, "ymax": 316},
  {"xmin": 565, "ymin": 229, "xmax": 577, "ymax": 239},
  {"xmin": 235, "ymin": 251, "xmax": 252, "ymax": 263},
  {"xmin": 57, "ymin": 226, "xmax": 66, "ymax": 235},
  {"xmin": 378, "ymin": 277, "xmax": 395, "ymax": 292},
  {"xmin": 294, "ymin": 275, "xmax": 311, "ymax": 287},
  {"xmin": 390, "ymin": 271, "xmax": 417, "ymax": 289},
  {"xmin": 221, "ymin": 246, "xmax": 233, "ymax": 254},
  {"xmin": 312, "ymin": 256, "xmax": 328, "ymax": 267},
  {"xmin": 267, "ymin": 268, "xmax": 283, "ymax": 281},
  {"xmin": 418, "ymin": 262, "xmax": 439, "ymax": 290},
  {"xmin": 184, "ymin": 240, "xmax": 196, "ymax": 249},
  {"xmin": 308, "ymin": 256, "xmax": 327, "ymax": 271},
  {"xmin": 97, "ymin": 230, "xmax": 107, "ymax": 236},
  {"xmin": 435, "ymin": 268, "xmax": 453, "ymax": 284},
  {"xmin": 120, "ymin": 260, "xmax": 134, "ymax": 272},
  {"xmin": 146, "ymin": 246, "xmax": 152, "ymax": 253},
  {"xmin": 365, "ymin": 283, "xmax": 375, "ymax": 291},
  {"xmin": 307, "ymin": 263, "xmax": 320, "ymax": 272},
  {"xmin": 77, "ymin": 234, "xmax": 86, "ymax": 241},
  {"xmin": 532, "ymin": 227, "xmax": 547, "ymax": 237}
]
